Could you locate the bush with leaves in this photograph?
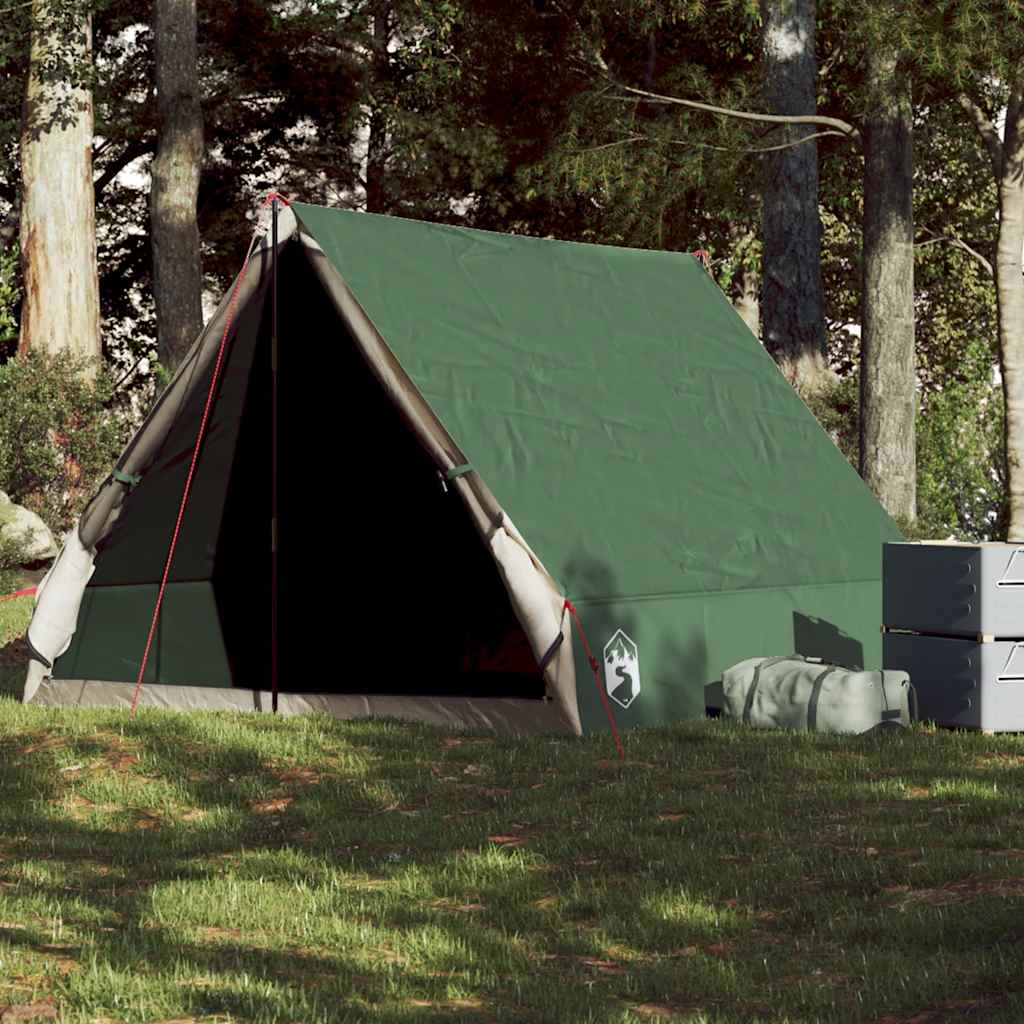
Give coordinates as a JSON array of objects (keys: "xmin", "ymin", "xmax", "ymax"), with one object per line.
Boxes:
[
  {"xmin": 806, "ymin": 370, "xmax": 1006, "ymax": 541},
  {"xmin": 0, "ymin": 528, "xmax": 31, "ymax": 598},
  {"xmin": 0, "ymin": 246, "xmax": 18, "ymax": 360},
  {"xmin": 0, "ymin": 352, "xmax": 129, "ymax": 538}
]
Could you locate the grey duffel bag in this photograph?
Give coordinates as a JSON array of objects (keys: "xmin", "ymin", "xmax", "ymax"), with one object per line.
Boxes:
[{"xmin": 721, "ymin": 655, "xmax": 915, "ymax": 734}]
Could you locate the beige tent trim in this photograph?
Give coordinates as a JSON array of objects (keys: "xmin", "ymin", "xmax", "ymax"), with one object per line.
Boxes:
[
  {"xmin": 24, "ymin": 208, "xmax": 581, "ymax": 736},
  {"xmin": 27, "ymin": 679, "xmax": 572, "ymax": 736}
]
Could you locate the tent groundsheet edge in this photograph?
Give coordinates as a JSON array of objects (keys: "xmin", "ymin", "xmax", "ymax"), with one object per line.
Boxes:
[{"xmin": 28, "ymin": 679, "xmax": 577, "ymax": 736}]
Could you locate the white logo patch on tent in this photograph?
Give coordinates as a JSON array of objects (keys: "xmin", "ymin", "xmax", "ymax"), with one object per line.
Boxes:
[{"xmin": 604, "ymin": 629, "xmax": 640, "ymax": 709}]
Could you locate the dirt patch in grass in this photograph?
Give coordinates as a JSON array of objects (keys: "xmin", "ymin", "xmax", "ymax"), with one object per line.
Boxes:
[
  {"xmin": 16, "ymin": 735, "xmax": 72, "ymax": 756},
  {"xmin": 536, "ymin": 952, "xmax": 628, "ymax": 975},
  {"xmin": 0, "ymin": 999, "xmax": 57, "ymax": 1022},
  {"xmin": 405, "ymin": 997, "xmax": 491, "ymax": 1018},
  {"xmin": 973, "ymin": 753, "xmax": 1024, "ymax": 769},
  {"xmin": 250, "ymin": 796, "xmax": 294, "ymax": 814},
  {"xmin": 630, "ymin": 998, "xmax": 708, "ymax": 1019},
  {"xmin": 424, "ymin": 897, "xmax": 485, "ymax": 914},
  {"xmin": 264, "ymin": 761, "xmax": 333, "ymax": 787},
  {"xmin": 0, "ymin": 636, "xmax": 29, "ymax": 672},
  {"xmin": 885, "ymin": 876, "xmax": 1024, "ymax": 907},
  {"xmin": 875, "ymin": 993, "xmax": 1005, "ymax": 1022}
]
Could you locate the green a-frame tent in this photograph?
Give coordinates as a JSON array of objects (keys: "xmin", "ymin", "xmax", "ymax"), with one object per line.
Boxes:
[{"xmin": 23, "ymin": 203, "xmax": 901, "ymax": 734}]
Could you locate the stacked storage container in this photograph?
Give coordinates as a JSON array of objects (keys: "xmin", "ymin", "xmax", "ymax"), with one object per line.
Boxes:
[{"xmin": 883, "ymin": 542, "xmax": 1024, "ymax": 732}]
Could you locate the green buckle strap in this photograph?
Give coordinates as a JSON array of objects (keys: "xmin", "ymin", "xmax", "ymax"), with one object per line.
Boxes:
[
  {"xmin": 112, "ymin": 468, "xmax": 142, "ymax": 489},
  {"xmin": 446, "ymin": 463, "xmax": 474, "ymax": 481}
]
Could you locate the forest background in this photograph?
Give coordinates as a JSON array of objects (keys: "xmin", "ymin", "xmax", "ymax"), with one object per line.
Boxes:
[{"xmin": 1, "ymin": 0, "xmax": 1022, "ymax": 556}]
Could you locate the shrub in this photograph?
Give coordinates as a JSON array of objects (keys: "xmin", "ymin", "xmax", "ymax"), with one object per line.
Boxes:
[
  {"xmin": 805, "ymin": 370, "xmax": 1006, "ymax": 541},
  {"xmin": 0, "ymin": 528, "xmax": 31, "ymax": 598},
  {"xmin": 0, "ymin": 352, "xmax": 129, "ymax": 538}
]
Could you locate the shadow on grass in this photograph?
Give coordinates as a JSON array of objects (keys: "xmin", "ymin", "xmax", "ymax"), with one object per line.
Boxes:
[{"xmin": 4, "ymin": 699, "xmax": 1024, "ymax": 1021}]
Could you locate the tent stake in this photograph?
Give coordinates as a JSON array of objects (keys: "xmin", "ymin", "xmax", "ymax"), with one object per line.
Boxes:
[{"xmin": 271, "ymin": 197, "xmax": 280, "ymax": 713}]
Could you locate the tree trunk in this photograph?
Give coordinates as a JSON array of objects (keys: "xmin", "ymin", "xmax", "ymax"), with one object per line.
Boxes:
[
  {"xmin": 859, "ymin": 42, "xmax": 916, "ymax": 523},
  {"xmin": 994, "ymin": 80, "xmax": 1024, "ymax": 538},
  {"xmin": 18, "ymin": 0, "xmax": 101, "ymax": 375},
  {"xmin": 364, "ymin": 4, "xmax": 390, "ymax": 214},
  {"xmin": 151, "ymin": 0, "xmax": 204, "ymax": 372},
  {"xmin": 760, "ymin": 0, "xmax": 828, "ymax": 392}
]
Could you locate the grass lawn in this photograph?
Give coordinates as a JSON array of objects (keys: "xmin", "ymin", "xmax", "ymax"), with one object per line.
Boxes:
[{"xmin": 1, "ymin": 623, "xmax": 1024, "ymax": 1023}]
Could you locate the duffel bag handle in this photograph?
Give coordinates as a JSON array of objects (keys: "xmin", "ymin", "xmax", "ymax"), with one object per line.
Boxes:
[
  {"xmin": 806, "ymin": 666, "xmax": 839, "ymax": 732},
  {"xmin": 743, "ymin": 655, "xmax": 805, "ymax": 725}
]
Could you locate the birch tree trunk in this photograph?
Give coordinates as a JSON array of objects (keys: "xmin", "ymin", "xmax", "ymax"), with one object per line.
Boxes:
[
  {"xmin": 993, "ymin": 81, "xmax": 1024, "ymax": 538},
  {"xmin": 364, "ymin": 4, "xmax": 391, "ymax": 214},
  {"xmin": 151, "ymin": 0, "xmax": 204, "ymax": 372},
  {"xmin": 760, "ymin": 0, "xmax": 828, "ymax": 391},
  {"xmin": 859, "ymin": 42, "xmax": 916, "ymax": 523},
  {"xmin": 18, "ymin": 0, "xmax": 101, "ymax": 376}
]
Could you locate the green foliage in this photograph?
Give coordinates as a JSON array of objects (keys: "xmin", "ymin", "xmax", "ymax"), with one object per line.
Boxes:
[
  {"xmin": 808, "ymin": 368, "xmax": 1007, "ymax": 541},
  {"xmin": 916, "ymin": 377, "xmax": 1006, "ymax": 541},
  {"xmin": 0, "ymin": 353, "xmax": 128, "ymax": 537},
  {"xmin": 0, "ymin": 528, "xmax": 31, "ymax": 597},
  {"xmin": 0, "ymin": 592, "xmax": 32, "ymax": 651},
  {"xmin": 0, "ymin": 246, "xmax": 18, "ymax": 357},
  {"xmin": 803, "ymin": 372, "xmax": 859, "ymax": 469}
]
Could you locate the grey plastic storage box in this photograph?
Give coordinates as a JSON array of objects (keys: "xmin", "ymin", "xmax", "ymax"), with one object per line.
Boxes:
[
  {"xmin": 883, "ymin": 542, "xmax": 1024, "ymax": 638},
  {"xmin": 883, "ymin": 632, "xmax": 1024, "ymax": 732}
]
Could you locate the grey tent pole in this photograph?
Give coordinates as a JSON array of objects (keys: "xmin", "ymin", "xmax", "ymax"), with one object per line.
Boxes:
[{"xmin": 271, "ymin": 197, "xmax": 280, "ymax": 713}]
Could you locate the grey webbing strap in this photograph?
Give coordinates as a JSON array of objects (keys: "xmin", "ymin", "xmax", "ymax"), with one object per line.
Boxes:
[
  {"xmin": 742, "ymin": 656, "xmax": 796, "ymax": 725},
  {"xmin": 537, "ymin": 631, "xmax": 563, "ymax": 673},
  {"xmin": 806, "ymin": 666, "xmax": 838, "ymax": 732},
  {"xmin": 878, "ymin": 669, "xmax": 903, "ymax": 722}
]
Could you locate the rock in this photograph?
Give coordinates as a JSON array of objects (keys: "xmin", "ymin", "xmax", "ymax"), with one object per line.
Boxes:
[{"xmin": 0, "ymin": 494, "xmax": 57, "ymax": 561}]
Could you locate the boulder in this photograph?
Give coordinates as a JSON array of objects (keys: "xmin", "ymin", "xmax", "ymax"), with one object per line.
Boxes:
[{"xmin": 0, "ymin": 491, "xmax": 58, "ymax": 562}]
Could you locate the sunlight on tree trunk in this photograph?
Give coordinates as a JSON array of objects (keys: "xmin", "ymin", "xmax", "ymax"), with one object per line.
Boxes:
[
  {"xmin": 994, "ymin": 80, "xmax": 1024, "ymax": 538},
  {"xmin": 365, "ymin": 3, "xmax": 391, "ymax": 214},
  {"xmin": 859, "ymin": 40, "xmax": 916, "ymax": 524},
  {"xmin": 151, "ymin": 0, "xmax": 204, "ymax": 372},
  {"xmin": 760, "ymin": 0, "xmax": 828, "ymax": 392},
  {"xmin": 18, "ymin": 0, "xmax": 101, "ymax": 376}
]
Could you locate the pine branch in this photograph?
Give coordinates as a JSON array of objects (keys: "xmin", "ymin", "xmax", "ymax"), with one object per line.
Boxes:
[
  {"xmin": 957, "ymin": 94, "xmax": 1003, "ymax": 179},
  {"xmin": 576, "ymin": 135, "xmax": 645, "ymax": 153},
  {"xmin": 609, "ymin": 83, "xmax": 861, "ymax": 145},
  {"xmin": 916, "ymin": 231, "xmax": 993, "ymax": 278},
  {"xmin": 664, "ymin": 130, "xmax": 849, "ymax": 154}
]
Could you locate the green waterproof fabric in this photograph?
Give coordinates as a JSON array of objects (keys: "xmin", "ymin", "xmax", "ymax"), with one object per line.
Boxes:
[
  {"xmin": 57, "ymin": 582, "xmax": 232, "ymax": 687},
  {"xmin": 293, "ymin": 204, "xmax": 902, "ymax": 730}
]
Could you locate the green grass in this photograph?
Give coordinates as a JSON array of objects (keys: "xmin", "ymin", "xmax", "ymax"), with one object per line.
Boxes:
[
  {"xmin": 1, "ymin": 645, "xmax": 1024, "ymax": 1022},
  {"xmin": 0, "ymin": 592, "xmax": 33, "ymax": 647}
]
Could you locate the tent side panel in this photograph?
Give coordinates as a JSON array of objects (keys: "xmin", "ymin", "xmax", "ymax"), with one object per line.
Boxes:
[
  {"xmin": 88, "ymin": 284, "xmax": 269, "ymax": 587},
  {"xmin": 52, "ymin": 582, "xmax": 232, "ymax": 687},
  {"xmin": 79, "ymin": 226, "xmax": 283, "ymax": 551},
  {"xmin": 569, "ymin": 580, "xmax": 883, "ymax": 733}
]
